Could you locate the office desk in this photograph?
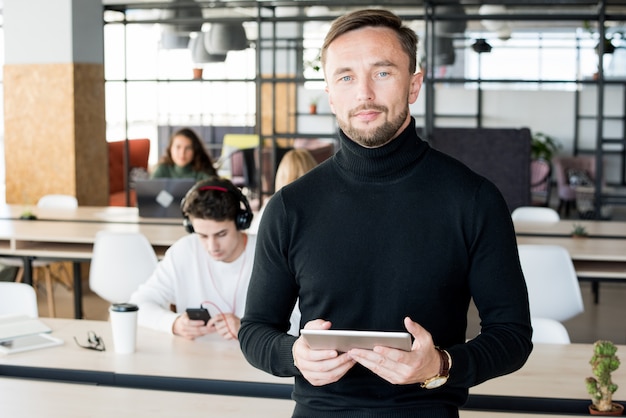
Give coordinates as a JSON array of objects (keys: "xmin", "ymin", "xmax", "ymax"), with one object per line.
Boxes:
[
  {"xmin": 2, "ymin": 320, "xmax": 625, "ymax": 415},
  {"xmin": 0, "ymin": 377, "xmax": 296, "ymax": 418},
  {"xmin": 0, "ymin": 218, "xmax": 186, "ymax": 318},
  {"xmin": 0, "ymin": 218, "xmax": 186, "ymax": 317},
  {"xmin": 516, "ymin": 235, "xmax": 626, "ymax": 303},
  {"xmin": 0, "ymin": 318, "xmax": 293, "ymax": 398}
]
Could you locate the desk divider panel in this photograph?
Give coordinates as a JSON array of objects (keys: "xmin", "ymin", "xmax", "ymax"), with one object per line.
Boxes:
[{"xmin": 428, "ymin": 127, "xmax": 531, "ymax": 212}]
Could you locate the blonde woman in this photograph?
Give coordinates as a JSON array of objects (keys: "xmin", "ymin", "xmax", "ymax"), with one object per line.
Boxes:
[
  {"xmin": 248, "ymin": 148, "xmax": 317, "ymax": 234},
  {"xmin": 274, "ymin": 148, "xmax": 318, "ymax": 191}
]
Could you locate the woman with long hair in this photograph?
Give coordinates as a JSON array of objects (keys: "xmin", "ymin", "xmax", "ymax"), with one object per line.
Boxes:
[{"xmin": 152, "ymin": 128, "xmax": 217, "ymax": 180}]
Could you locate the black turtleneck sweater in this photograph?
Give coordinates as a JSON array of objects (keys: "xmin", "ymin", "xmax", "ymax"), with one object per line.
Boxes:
[{"xmin": 239, "ymin": 119, "xmax": 532, "ymax": 418}]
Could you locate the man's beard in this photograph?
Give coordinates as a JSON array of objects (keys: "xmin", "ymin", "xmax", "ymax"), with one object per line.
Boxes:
[{"xmin": 337, "ymin": 105, "xmax": 408, "ymax": 148}]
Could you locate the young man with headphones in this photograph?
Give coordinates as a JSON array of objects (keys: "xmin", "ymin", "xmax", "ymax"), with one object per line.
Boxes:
[{"xmin": 129, "ymin": 177, "xmax": 256, "ymax": 340}]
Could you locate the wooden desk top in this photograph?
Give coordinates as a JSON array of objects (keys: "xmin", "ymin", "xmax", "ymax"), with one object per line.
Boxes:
[
  {"xmin": 0, "ymin": 204, "xmax": 181, "ymax": 225},
  {"xmin": 471, "ymin": 343, "xmax": 626, "ymax": 402},
  {"xmin": 0, "ymin": 377, "xmax": 295, "ymax": 418},
  {"xmin": 516, "ymin": 235, "xmax": 626, "ymax": 262},
  {"xmin": 0, "ymin": 218, "xmax": 186, "ymax": 258},
  {"xmin": 514, "ymin": 219, "xmax": 626, "ymax": 239}
]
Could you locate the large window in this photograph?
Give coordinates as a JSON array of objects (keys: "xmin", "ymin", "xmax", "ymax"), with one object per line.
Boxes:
[{"xmin": 104, "ymin": 14, "xmax": 257, "ymax": 164}]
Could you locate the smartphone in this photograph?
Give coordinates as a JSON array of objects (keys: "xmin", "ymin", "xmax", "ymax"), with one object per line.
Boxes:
[{"xmin": 186, "ymin": 307, "xmax": 211, "ymax": 325}]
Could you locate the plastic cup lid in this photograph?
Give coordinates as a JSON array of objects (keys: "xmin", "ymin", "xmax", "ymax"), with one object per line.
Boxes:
[{"xmin": 110, "ymin": 303, "xmax": 139, "ymax": 312}]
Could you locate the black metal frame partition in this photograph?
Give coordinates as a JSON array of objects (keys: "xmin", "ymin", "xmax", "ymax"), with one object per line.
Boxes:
[{"xmin": 104, "ymin": 0, "xmax": 626, "ymax": 215}]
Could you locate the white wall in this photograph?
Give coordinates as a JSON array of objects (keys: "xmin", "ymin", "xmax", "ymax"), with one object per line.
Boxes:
[{"xmin": 4, "ymin": 0, "xmax": 103, "ymax": 65}]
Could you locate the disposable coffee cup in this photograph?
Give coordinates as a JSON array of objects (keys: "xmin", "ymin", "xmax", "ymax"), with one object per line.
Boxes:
[{"xmin": 109, "ymin": 303, "xmax": 139, "ymax": 354}]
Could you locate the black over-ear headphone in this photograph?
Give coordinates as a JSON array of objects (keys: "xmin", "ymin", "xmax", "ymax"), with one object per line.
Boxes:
[{"xmin": 181, "ymin": 178, "xmax": 253, "ymax": 233}]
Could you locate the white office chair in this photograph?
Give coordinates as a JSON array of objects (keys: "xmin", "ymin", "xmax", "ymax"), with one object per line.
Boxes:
[
  {"xmin": 531, "ymin": 317, "xmax": 571, "ymax": 344},
  {"xmin": 1, "ymin": 194, "xmax": 78, "ymax": 317},
  {"xmin": 36, "ymin": 194, "xmax": 79, "ymax": 209},
  {"xmin": 89, "ymin": 231, "xmax": 158, "ymax": 304},
  {"xmin": 518, "ymin": 244, "xmax": 584, "ymax": 322},
  {"xmin": 511, "ymin": 206, "xmax": 560, "ymax": 222},
  {"xmin": 0, "ymin": 282, "xmax": 39, "ymax": 318}
]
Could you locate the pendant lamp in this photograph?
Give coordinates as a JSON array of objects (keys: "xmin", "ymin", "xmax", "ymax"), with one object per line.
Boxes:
[
  {"xmin": 434, "ymin": 4, "xmax": 467, "ymax": 36},
  {"xmin": 434, "ymin": 36, "xmax": 456, "ymax": 66},
  {"xmin": 472, "ymin": 38, "xmax": 493, "ymax": 54},
  {"xmin": 189, "ymin": 33, "xmax": 227, "ymax": 63},
  {"xmin": 160, "ymin": 0, "xmax": 203, "ymax": 49},
  {"xmin": 205, "ymin": 22, "xmax": 248, "ymax": 54}
]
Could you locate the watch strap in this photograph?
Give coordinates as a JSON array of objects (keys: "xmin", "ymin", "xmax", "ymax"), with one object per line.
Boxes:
[
  {"xmin": 439, "ymin": 347, "xmax": 451, "ymax": 377},
  {"xmin": 420, "ymin": 347, "xmax": 451, "ymax": 389}
]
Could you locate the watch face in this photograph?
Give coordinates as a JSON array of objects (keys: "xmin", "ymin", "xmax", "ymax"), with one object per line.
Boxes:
[{"xmin": 424, "ymin": 376, "xmax": 448, "ymax": 389}]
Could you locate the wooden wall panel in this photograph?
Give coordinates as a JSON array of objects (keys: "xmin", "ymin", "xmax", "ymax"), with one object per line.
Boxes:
[{"xmin": 3, "ymin": 63, "xmax": 107, "ymax": 205}]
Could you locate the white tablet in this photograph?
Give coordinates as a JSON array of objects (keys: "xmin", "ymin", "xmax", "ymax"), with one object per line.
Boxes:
[
  {"xmin": 301, "ymin": 329, "xmax": 412, "ymax": 352},
  {"xmin": 0, "ymin": 333, "xmax": 64, "ymax": 355}
]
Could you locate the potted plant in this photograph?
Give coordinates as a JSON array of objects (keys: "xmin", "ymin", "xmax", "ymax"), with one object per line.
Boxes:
[
  {"xmin": 19, "ymin": 210, "xmax": 37, "ymax": 220},
  {"xmin": 583, "ymin": 21, "xmax": 619, "ymax": 55},
  {"xmin": 304, "ymin": 54, "xmax": 322, "ymax": 74},
  {"xmin": 571, "ymin": 223, "xmax": 589, "ymax": 238},
  {"xmin": 585, "ymin": 340, "xmax": 623, "ymax": 415},
  {"xmin": 192, "ymin": 67, "xmax": 203, "ymax": 80},
  {"xmin": 309, "ymin": 97, "xmax": 319, "ymax": 114},
  {"xmin": 531, "ymin": 132, "xmax": 561, "ymax": 162}
]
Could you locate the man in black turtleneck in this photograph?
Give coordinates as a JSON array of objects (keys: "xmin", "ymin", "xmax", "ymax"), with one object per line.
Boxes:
[{"xmin": 239, "ymin": 8, "xmax": 532, "ymax": 418}]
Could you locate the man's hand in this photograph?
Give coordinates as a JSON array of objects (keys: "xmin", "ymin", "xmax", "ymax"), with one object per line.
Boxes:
[
  {"xmin": 347, "ymin": 317, "xmax": 441, "ymax": 385},
  {"xmin": 209, "ymin": 313, "xmax": 240, "ymax": 340},
  {"xmin": 293, "ymin": 319, "xmax": 356, "ymax": 386},
  {"xmin": 172, "ymin": 313, "xmax": 214, "ymax": 340}
]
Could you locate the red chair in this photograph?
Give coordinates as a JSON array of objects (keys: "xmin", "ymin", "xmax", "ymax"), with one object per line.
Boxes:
[{"xmin": 108, "ymin": 139, "xmax": 151, "ymax": 206}]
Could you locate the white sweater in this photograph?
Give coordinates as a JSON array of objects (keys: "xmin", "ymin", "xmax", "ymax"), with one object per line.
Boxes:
[{"xmin": 129, "ymin": 233, "xmax": 257, "ymax": 334}]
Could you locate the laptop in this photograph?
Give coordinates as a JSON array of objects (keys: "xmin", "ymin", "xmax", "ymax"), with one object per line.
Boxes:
[{"xmin": 134, "ymin": 178, "xmax": 197, "ymax": 219}]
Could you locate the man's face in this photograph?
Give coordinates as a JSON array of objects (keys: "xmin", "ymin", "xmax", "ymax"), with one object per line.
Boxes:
[
  {"xmin": 324, "ymin": 26, "xmax": 423, "ymax": 148},
  {"xmin": 191, "ymin": 218, "xmax": 242, "ymax": 263}
]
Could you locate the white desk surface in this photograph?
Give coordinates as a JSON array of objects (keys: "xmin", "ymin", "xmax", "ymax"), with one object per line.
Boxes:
[
  {"xmin": 0, "ymin": 377, "xmax": 295, "ymax": 418},
  {"xmin": 471, "ymin": 342, "xmax": 626, "ymax": 402},
  {"xmin": 0, "ymin": 318, "xmax": 290, "ymax": 387}
]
